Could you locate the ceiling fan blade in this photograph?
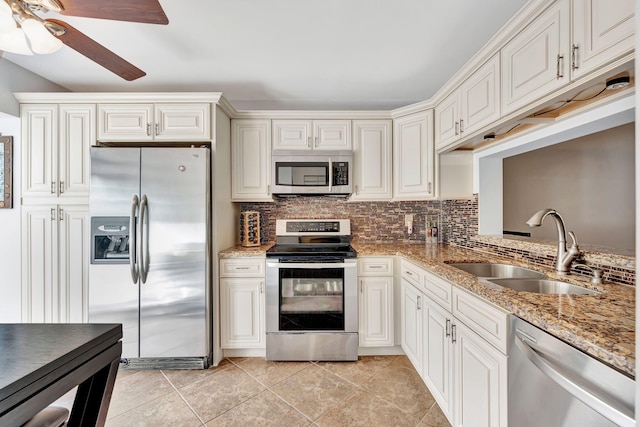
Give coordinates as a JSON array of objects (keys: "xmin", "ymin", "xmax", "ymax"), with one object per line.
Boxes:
[
  {"xmin": 57, "ymin": 0, "xmax": 168, "ymax": 25},
  {"xmin": 48, "ymin": 19, "xmax": 146, "ymax": 81}
]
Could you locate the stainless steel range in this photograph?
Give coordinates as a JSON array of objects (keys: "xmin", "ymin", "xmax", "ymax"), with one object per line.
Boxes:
[{"xmin": 265, "ymin": 219, "xmax": 358, "ymax": 361}]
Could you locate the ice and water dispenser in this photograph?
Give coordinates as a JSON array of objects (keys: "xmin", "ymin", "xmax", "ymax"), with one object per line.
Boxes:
[{"xmin": 91, "ymin": 217, "xmax": 131, "ymax": 264}]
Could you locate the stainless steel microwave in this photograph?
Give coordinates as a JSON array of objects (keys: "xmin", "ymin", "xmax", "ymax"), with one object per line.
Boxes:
[{"xmin": 271, "ymin": 150, "xmax": 353, "ymax": 196}]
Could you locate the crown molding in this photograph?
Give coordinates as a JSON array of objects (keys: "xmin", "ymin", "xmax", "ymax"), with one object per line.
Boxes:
[{"xmin": 13, "ymin": 92, "xmax": 226, "ymax": 104}]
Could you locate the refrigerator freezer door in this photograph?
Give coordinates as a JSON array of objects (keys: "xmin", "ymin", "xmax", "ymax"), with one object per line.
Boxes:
[
  {"xmin": 139, "ymin": 147, "xmax": 211, "ymax": 358},
  {"xmin": 89, "ymin": 147, "xmax": 141, "ymax": 358}
]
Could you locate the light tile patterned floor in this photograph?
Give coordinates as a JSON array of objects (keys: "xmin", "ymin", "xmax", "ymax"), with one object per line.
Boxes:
[{"xmin": 58, "ymin": 355, "xmax": 452, "ymax": 426}]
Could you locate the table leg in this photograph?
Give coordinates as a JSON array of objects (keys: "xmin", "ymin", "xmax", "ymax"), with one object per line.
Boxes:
[{"xmin": 67, "ymin": 356, "xmax": 120, "ymax": 427}]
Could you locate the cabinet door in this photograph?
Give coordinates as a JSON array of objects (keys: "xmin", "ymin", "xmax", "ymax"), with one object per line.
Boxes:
[
  {"xmin": 154, "ymin": 103, "xmax": 211, "ymax": 141},
  {"xmin": 220, "ymin": 278, "xmax": 265, "ymax": 348},
  {"xmin": 454, "ymin": 321, "xmax": 508, "ymax": 427},
  {"xmin": 58, "ymin": 205, "xmax": 89, "ymax": 323},
  {"xmin": 422, "ymin": 297, "xmax": 453, "ymax": 423},
  {"xmin": 21, "ymin": 205, "xmax": 57, "ymax": 323},
  {"xmin": 571, "ymin": 0, "xmax": 635, "ymax": 79},
  {"xmin": 21, "ymin": 105, "xmax": 57, "ymax": 198},
  {"xmin": 352, "ymin": 120, "xmax": 392, "ymax": 200},
  {"xmin": 59, "ymin": 105, "xmax": 94, "ymax": 199},
  {"xmin": 359, "ymin": 276, "xmax": 394, "ymax": 347},
  {"xmin": 435, "ymin": 90, "xmax": 460, "ymax": 151},
  {"xmin": 231, "ymin": 119, "xmax": 272, "ymax": 201},
  {"xmin": 314, "ymin": 120, "xmax": 352, "ymax": 150},
  {"xmin": 501, "ymin": 0, "xmax": 570, "ymax": 115},
  {"xmin": 400, "ymin": 280, "xmax": 423, "ymax": 372},
  {"xmin": 272, "ymin": 120, "xmax": 312, "ymax": 150},
  {"xmin": 393, "ymin": 110, "xmax": 435, "ymax": 200},
  {"xmin": 98, "ymin": 104, "xmax": 153, "ymax": 141},
  {"xmin": 460, "ymin": 53, "xmax": 501, "ymax": 137}
]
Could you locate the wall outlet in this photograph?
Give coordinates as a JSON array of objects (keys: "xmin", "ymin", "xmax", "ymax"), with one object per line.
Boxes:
[{"xmin": 405, "ymin": 214, "xmax": 414, "ymax": 234}]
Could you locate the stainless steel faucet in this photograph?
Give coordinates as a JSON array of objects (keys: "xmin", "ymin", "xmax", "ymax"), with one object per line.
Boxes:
[{"xmin": 526, "ymin": 209, "xmax": 580, "ymax": 274}]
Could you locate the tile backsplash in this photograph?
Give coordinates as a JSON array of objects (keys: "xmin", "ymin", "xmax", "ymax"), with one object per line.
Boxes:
[{"xmin": 241, "ymin": 194, "xmax": 635, "ymax": 286}]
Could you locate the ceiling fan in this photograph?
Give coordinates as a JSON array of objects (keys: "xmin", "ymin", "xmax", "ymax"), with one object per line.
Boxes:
[{"xmin": 0, "ymin": 0, "xmax": 168, "ymax": 81}]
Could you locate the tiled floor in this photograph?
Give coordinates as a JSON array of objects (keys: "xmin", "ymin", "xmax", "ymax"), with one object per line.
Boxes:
[{"xmin": 58, "ymin": 356, "xmax": 451, "ymax": 426}]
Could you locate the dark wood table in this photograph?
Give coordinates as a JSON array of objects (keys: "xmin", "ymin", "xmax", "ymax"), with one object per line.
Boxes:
[{"xmin": 0, "ymin": 323, "xmax": 122, "ymax": 427}]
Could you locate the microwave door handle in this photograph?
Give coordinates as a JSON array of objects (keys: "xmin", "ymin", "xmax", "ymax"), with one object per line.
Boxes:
[{"xmin": 328, "ymin": 158, "xmax": 332, "ymax": 192}]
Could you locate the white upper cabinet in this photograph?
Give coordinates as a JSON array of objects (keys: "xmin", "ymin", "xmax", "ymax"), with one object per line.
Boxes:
[
  {"xmin": 393, "ymin": 110, "xmax": 435, "ymax": 200},
  {"xmin": 435, "ymin": 54, "xmax": 500, "ymax": 150},
  {"xmin": 272, "ymin": 119, "xmax": 352, "ymax": 150},
  {"xmin": 571, "ymin": 0, "xmax": 635, "ymax": 79},
  {"xmin": 98, "ymin": 103, "xmax": 210, "ymax": 142},
  {"xmin": 351, "ymin": 120, "xmax": 392, "ymax": 200},
  {"xmin": 231, "ymin": 119, "xmax": 272, "ymax": 201},
  {"xmin": 22, "ymin": 104, "xmax": 94, "ymax": 201},
  {"xmin": 501, "ymin": 0, "xmax": 571, "ymax": 115}
]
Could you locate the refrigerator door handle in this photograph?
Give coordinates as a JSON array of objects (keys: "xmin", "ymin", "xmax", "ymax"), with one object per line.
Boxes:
[
  {"xmin": 130, "ymin": 195, "xmax": 140, "ymax": 283},
  {"xmin": 139, "ymin": 194, "xmax": 150, "ymax": 284}
]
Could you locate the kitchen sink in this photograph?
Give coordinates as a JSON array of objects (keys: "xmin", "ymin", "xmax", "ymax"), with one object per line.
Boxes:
[
  {"xmin": 488, "ymin": 278, "xmax": 599, "ymax": 295},
  {"xmin": 448, "ymin": 263, "xmax": 545, "ymax": 279}
]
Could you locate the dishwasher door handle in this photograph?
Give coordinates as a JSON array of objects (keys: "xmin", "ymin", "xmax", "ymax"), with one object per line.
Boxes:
[{"xmin": 514, "ymin": 333, "xmax": 635, "ymax": 427}]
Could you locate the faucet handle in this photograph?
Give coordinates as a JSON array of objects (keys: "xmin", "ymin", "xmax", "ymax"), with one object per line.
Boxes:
[{"xmin": 568, "ymin": 231, "xmax": 578, "ymax": 248}]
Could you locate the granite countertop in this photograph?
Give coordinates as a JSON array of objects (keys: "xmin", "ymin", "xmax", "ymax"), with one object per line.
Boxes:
[{"xmin": 219, "ymin": 242, "xmax": 635, "ymax": 377}]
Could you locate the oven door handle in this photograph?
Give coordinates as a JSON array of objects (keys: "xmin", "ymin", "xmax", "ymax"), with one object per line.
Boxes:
[{"xmin": 267, "ymin": 261, "xmax": 355, "ymax": 269}]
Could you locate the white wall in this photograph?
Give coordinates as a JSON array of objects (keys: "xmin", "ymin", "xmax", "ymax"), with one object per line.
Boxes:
[
  {"xmin": 0, "ymin": 114, "xmax": 21, "ymax": 321},
  {"xmin": 0, "ymin": 58, "xmax": 67, "ymax": 116}
]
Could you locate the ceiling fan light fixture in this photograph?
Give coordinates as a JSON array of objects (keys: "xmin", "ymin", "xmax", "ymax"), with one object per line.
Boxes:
[
  {"xmin": 21, "ymin": 16, "xmax": 61, "ymax": 53},
  {"xmin": 0, "ymin": 25, "xmax": 32, "ymax": 54},
  {"xmin": 0, "ymin": 1, "xmax": 16, "ymax": 34}
]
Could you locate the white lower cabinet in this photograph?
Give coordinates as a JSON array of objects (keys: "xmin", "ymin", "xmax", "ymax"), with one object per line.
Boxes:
[
  {"xmin": 400, "ymin": 279, "xmax": 423, "ymax": 371},
  {"xmin": 454, "ymin": 320, "xmax": 507, "ymax": 427},
  {"xmin": 21, "ymin": 204, "xmax": 89, "ymax": 323},
  {"xmin": 219, "ymin": 257, "xmax": 266, "ymax": 349},
  {"xmin": 401, "ymin": 259, "xmax": 508, "ymax": 427},
  {"xmin": 358, "ymin": 257, "xmax": 394, "ymax": 347}
]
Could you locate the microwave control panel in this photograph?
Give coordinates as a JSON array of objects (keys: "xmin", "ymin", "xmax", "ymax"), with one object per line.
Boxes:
[{"xmin": 333, "ymin": 162, "xmax": 349, "ymax": 186}]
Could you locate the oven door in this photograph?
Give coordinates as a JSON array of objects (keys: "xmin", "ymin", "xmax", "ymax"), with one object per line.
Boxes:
[{"xmin": 266, "ymin": 259, "xmax": 357, "ymax": 333}]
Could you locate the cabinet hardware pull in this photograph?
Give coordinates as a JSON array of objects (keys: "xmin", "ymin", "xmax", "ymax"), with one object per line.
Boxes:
[
  {"xmin": 446, "ymin": 319, "xmax": 451, "ymax": 337},
  {"xmin": 155, "ymin": 123, "xmax": 160, "ymax": 135},
  {"xmin": 460, "ymin": 119, "xmax": 464, "ymax": 133},
  {"xmin": 428, "ymin": 182, "xmax": 432, "ymax": 194},
  {"xmin": 405, "ymin": 270, "xmax": 413, "ymax": 276},
  {"xmin": 267, "ymin": 185, "xmax": 270, "ymax": 195},
  {"xmin": 417, "ymin": 295, "xmax": 421, "ymax": 310},
  {"xmin": 146, "ymin": 123, "xmax": 151, "ymax": 136},
  {"xmin": 307, "ymin": 137, "xmax": 312, "ymax": 147},
  {"xmin": 236, "ymin": 266, "xmax": 250, "ymax": 270},
  {"xmin": 314, "ymin": 137, "xmax": 318, "ymax": 148},
  {"xmin": 556, "ymin": 54, "xmax": 564, "ymax": 79},
  {"xmin": 571, "ymin": 44, "xmax": 579, "ymax": 70},
  {"xmin": 58, "ymin": 207, "xmax": 63, "ymax": 220},
  {"xmin": 360, "ymin": 282, "xmax": 363, "ymax": 294},
  {"xmin": 50, "ymin": 208, "xmax": 56, "ymax": 221},
  {"xmin": 455, "ymin": 121, "xmax": 459, "ymax": 136},
  {"xmin": 59, "ymin": 181, "xmax": 64, "ymax": 194},
  {"xmin": 451, "ymin": 324, "xmax": 457, "ymax": 343},
  {"xmin": 51, "ymin": 181, "xmax": 56, "ymax": 194},
  {"xmin": 369, "ymin": 265, "xmax": 382, "ymax": 269},
  {"xmin": 355, "ymin": 185, "xmax": 358, "ymax": 195},
  {"xmin": 260, "ymin": 282, "xmax": 264, "ymax": 294}
]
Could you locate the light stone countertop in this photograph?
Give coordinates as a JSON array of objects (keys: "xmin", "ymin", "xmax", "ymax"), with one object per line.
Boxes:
[{"xmin": 219, "ymin": 242, "xmax": 635, "ymax": 377}]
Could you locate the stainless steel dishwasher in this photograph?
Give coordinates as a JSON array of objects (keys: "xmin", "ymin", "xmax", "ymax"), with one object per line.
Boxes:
[{"xmin": 509, "ymin": 315, "xmax": 635, "ymax": 427}]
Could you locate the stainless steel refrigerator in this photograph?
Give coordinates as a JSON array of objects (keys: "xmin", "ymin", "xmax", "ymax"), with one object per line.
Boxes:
[{"xmin": 89, "ymin": 146, "xmax": 212, "ymax": 369}]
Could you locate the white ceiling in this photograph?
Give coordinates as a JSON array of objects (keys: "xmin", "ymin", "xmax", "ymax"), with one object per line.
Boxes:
[{"xmin": 3, "ymin": 0, "xmax": 529, "ymax": 110}]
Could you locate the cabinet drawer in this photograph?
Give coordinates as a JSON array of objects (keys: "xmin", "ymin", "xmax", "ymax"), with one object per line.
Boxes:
[
  {"xmin": 219, "ymin": 258, "xmax": 265, "ymax": 277},
  {"xmin": 423, "ymin": 270, "xmax": 453, "ymax": 310},
  {"xmin": 400, "ymin": 259, "xmax": 424, "ymax": 287},
  {"xmin": 452, "ymin": 287, "xmax": 508, "ymax": 354},
  {"xmin": 358, "ymin": 257, "xmax": 393, "ymax": 276}
]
